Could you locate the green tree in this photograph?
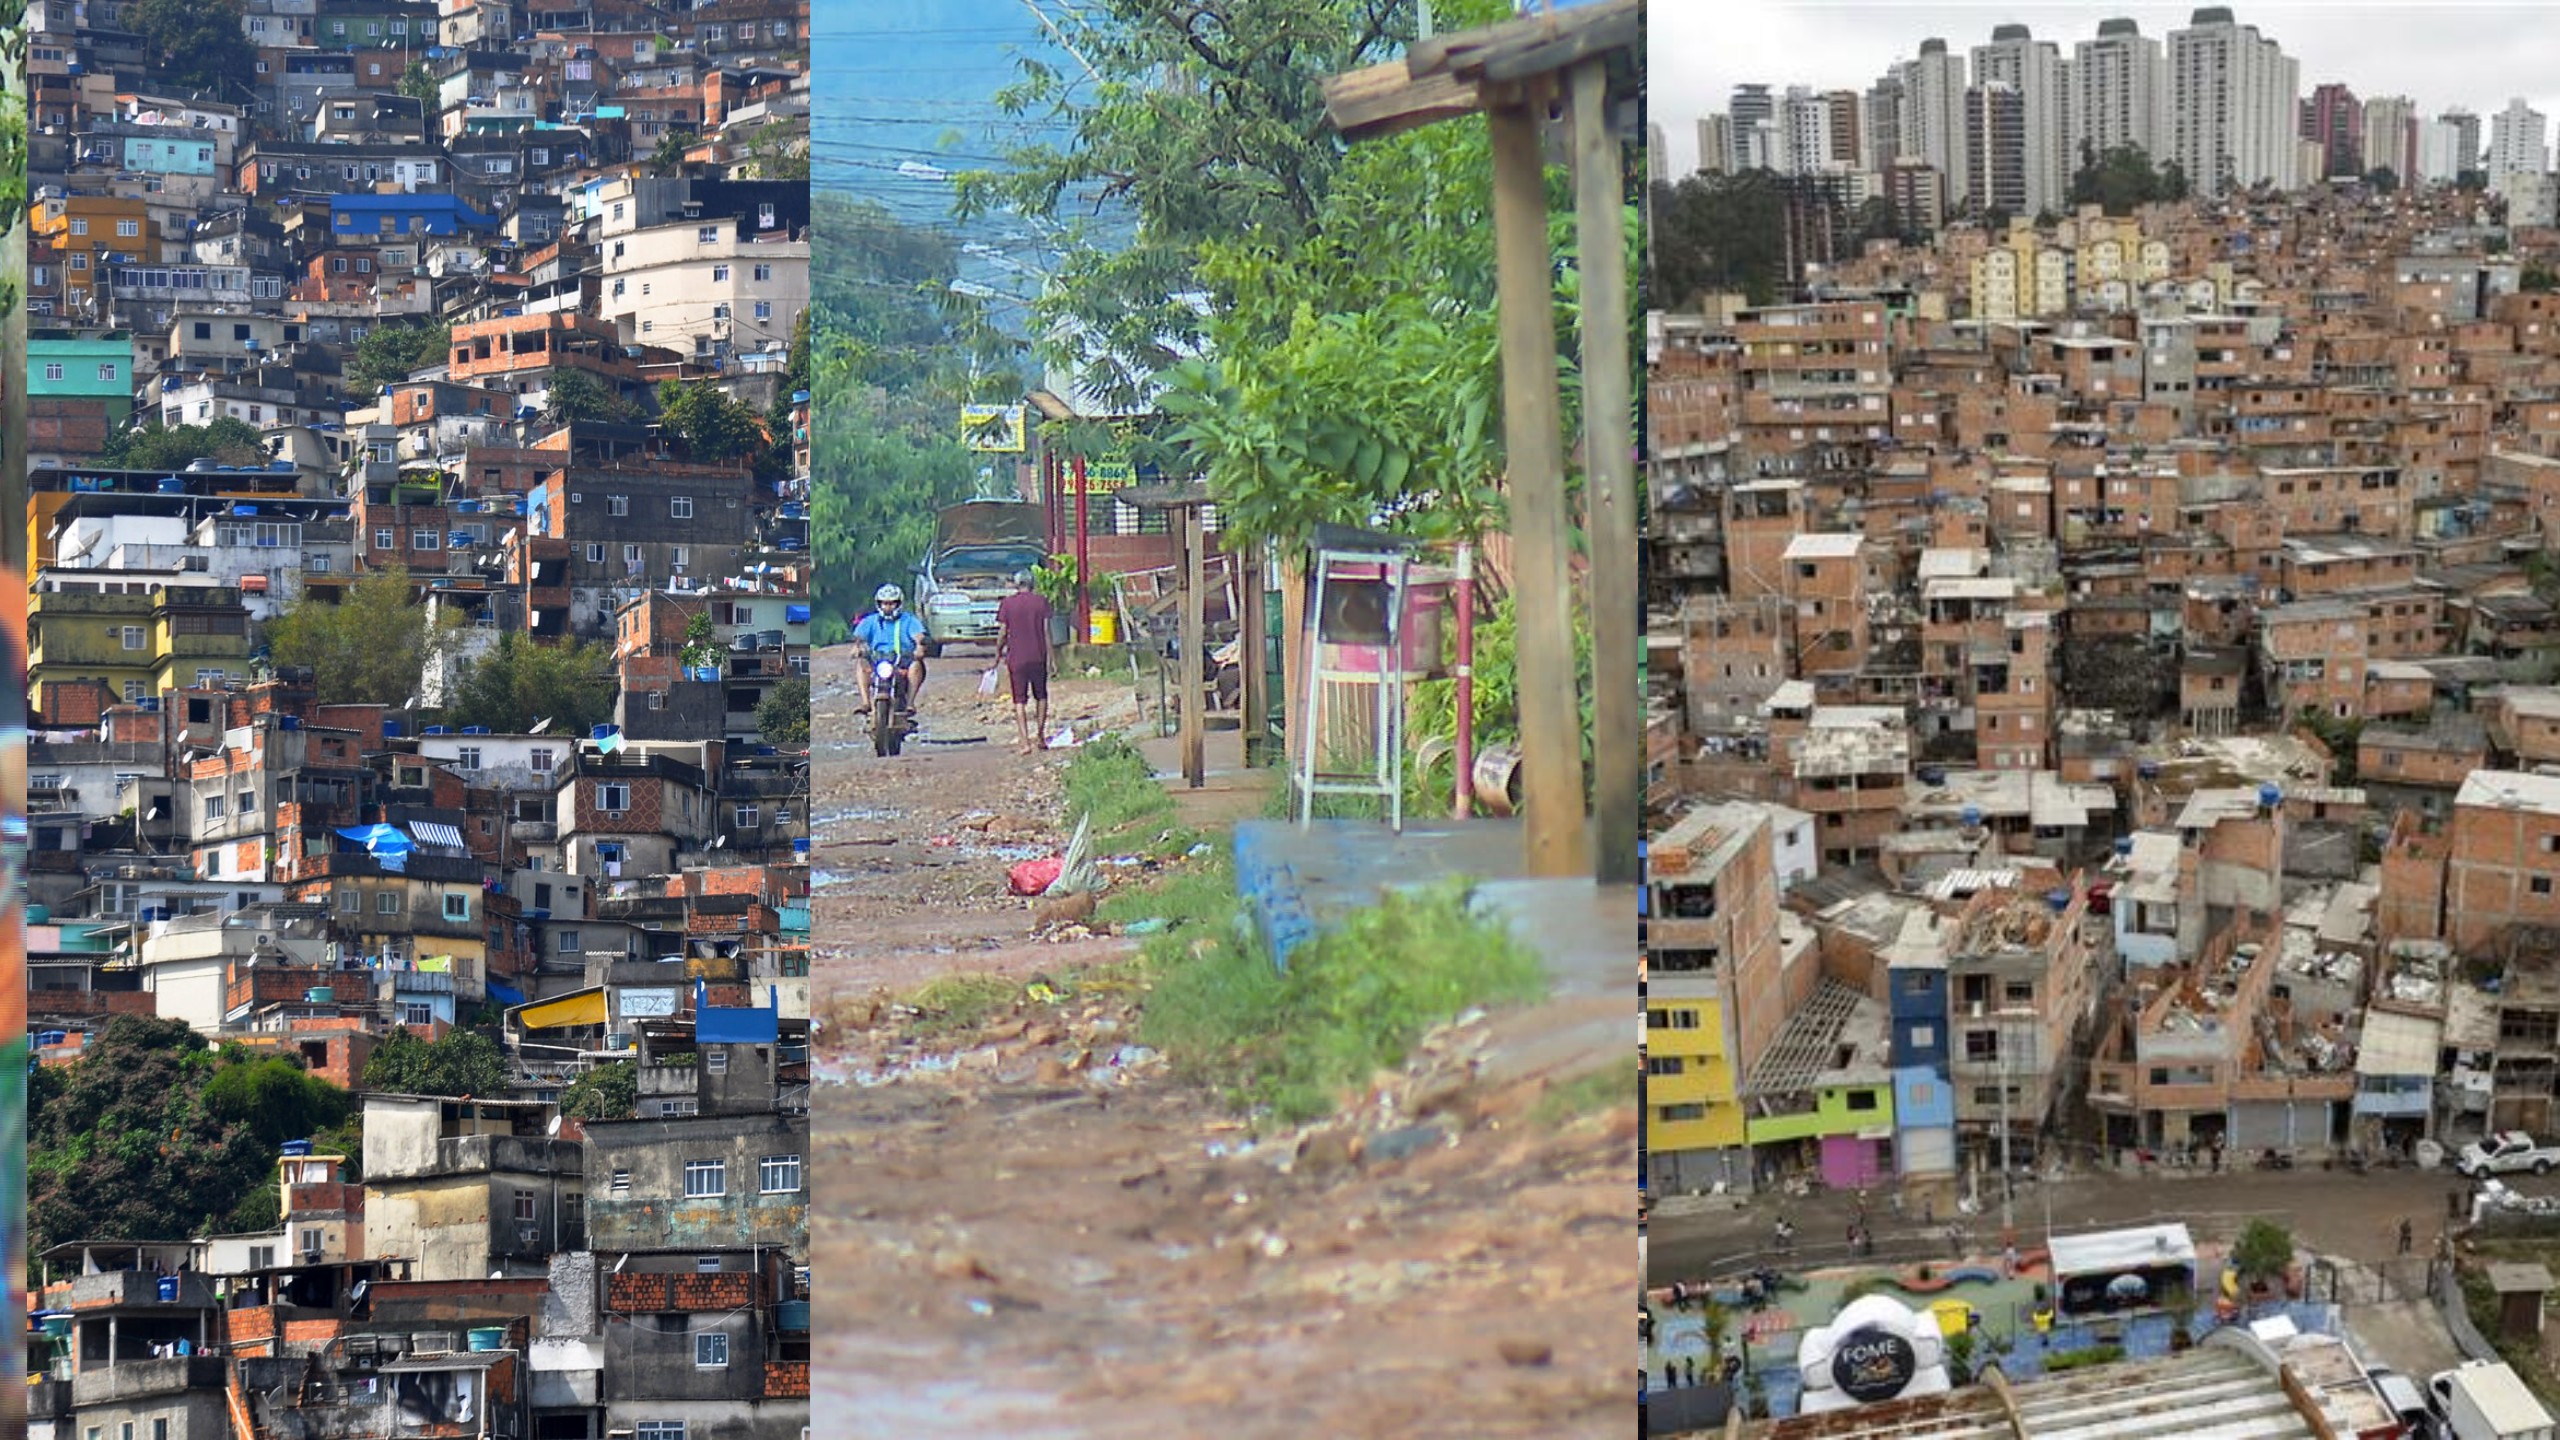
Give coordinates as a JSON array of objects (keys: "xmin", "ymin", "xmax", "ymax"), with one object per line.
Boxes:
[
  {"xmin": 656, "ymin": 380, "xmax": 772, "ymax": 469},
  {"xmin": 361, "ymin": 1027, "xmax": 509, "ymax": 1098},
  {"xmin": 346, "ymin": 320, "xmax": 451, "ymax": 394},
  {"xmin": 952, "ymin": 0, "xmax": 1467, "ymax": 413},
  {"xmin": 2233, "ymin": 1218, "xmax": 2295, "ymax": 1284},
  {"xmin": 265, "ymin": 565, "xmax": 460, "ymax": 707},
  {"xmin": 28, "ymin": 1017, "xmax": 346, "ymax": 1257},
  {"xmin": 397, "ymin": 60, "xmax": 438, "ymax": 105},
  {"xmin": 2365, "ymin": 166, "xmax": 2400, "ymax": 194},
  {"xmin": 648, "ymin": 129, "xmax": 699, "ymax": 177},
  {"xmin": 542, "ymin": 369, "xmax": 643, "ymax": 427},
  {"xmin": 100, "ymin": 417, "xmax": 268, "ymax": 471},
  {"xmin": 758, "ymin": 678, "xmax": 810, "ymax": 746},
  {"xmin": 129, "ymin": 0, "xmax": 256, "ymax": 95},
  {"xmin": 742, "ymin": 123, "xmax": 810, "ymax": 182},
  {"xmin": 1649, "ymin": 169, "xmax": 1792, "ymax": 308},
  {"xmin": 2524, "ymin": 265, "xmax": 2559, "ymax": 294},
  {"xmin": 2069, "ymin": 142, "xmax": 2184, "ymax": 214},
  {"xmin": 558, "ymin": 1062, "xmax": 637, "ymax": 1121},
  {"xmin": 446, "ymin": 632, "xmax": 615, "ymax": 735}
]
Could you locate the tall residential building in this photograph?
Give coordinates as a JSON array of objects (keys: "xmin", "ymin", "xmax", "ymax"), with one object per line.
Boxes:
[
  {"xmin": 1970, "ymin": 23, "xmax": 2066, "ymax": 216},
  {"xmin": 1777, "ymin": 85, "xmax": 1835, "ymax": 175},
  {"xmin": 2417, "ymin": 117, "xmax": 2466, "ymax": 184},
  {"xmin": 2166, "ymin": 6, "xmax": 2301, "ymax": 197},
  {"xmin": 1730, "ymin": 83, "xmax": 1776, "ymax": 170},
  {"xmin": 1647, "ymin": 121, "xmax": 1669, "ymax": 185},
  {"xmin": 2489, "ymin": 98, "xmax": 2549, "ymax": 189},
  {"xmin": 1865, "ymin": 72, "xmax": 1906, "ymax": 169},
  {"xmin": 2299, "ymin": 82, "xmax": 2361, "ymax": 180},
  {"xmin": 2361, "ymin": 95, "xmax": 2416, "ymax": 182},
  {"xmin": 1896, "ymin": 38, "xmax": 1971, "ymax": 207},
  {"xmin": 1697, "ymin": 114, "xmax": 1733, "ymax": 176},
  {"xmin": 1824, "ymin": 90, "xmax": 1864, "ymax": 170},
  {"xmin": 1965, "ymin": 81, "xmax": 2027, "ymax": 218},
  {"xmin": 2444, "ymin": 108, "xmax": 2484, "ymax": 176},
  {"xmin": 2070, "ymin": 17, "xmax": 2169, "ymax": 167}
]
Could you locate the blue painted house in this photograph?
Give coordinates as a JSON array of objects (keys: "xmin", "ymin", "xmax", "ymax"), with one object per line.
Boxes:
[{"xmin": 331, "ymin": 193, "xmax": 499, "ymax": 239}]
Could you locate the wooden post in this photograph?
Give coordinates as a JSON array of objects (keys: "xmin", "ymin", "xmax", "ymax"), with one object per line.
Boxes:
[
  {"xmin": 1239, "ymin": 540, "xmax": 1270, "ymax": 767},
  {"xmin": 1280, "ymin": 551, "xmax": 1307, "ymax": 785},
  {"xmin": 1570, "ymin": 59, "xmax": 1637, "ymax": 886},
  {"xmin": 1179, "ymin": 505, "xmax": 1207, "ymax": 787},
  {"xmin": 1488, "ymin": 85, "xmax": 1588, "ymax": 878}
]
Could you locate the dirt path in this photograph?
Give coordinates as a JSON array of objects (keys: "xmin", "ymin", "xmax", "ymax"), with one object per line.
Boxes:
[{"xmin": 809, "ymin": 643, "xmax": 1626, "ymax": 1439}]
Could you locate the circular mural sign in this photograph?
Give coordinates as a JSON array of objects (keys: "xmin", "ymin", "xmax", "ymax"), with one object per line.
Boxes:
[{"xmin": 1830, "ymin": 1326, "xmax": 1919, "ymax": 1404}]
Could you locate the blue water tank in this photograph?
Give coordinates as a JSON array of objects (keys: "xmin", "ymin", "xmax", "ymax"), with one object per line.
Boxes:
[
  {"xmin": 1960, "ymin": 805, "xmax": 1982, "ymax": 828},
  {"xmin": 424, "ymin": 725, "xmax": 449, "ymax": 736},
  {"xmin": 590, "ymin": 724, "xmax": 616, "ymax": 739},
  {"xmin": 382, "ymin": 720, "xmax": 405, "ymax": 738},
  {"xmin": 2113, "ymin": 837, "xmax": 2135, "ymax": 857},
  {"xmin": 2258, "ymin": 783, "xmax": 2282, "ymax": 809},
  {"xmin": 2047, "ymin": 888, "xmax": 2072, "ymax": 913}
]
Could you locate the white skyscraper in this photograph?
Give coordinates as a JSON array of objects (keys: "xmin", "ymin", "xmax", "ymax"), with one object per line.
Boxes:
[
  {"xmin": 2361, "ymin": 95, "xmax": 2415, "ymax": 182},
  {"xmin": 1648, "ymin": 122, "xmax": 1669, "ymax": 185},
  {"xmin": 2416, "ymin": 118, "xmax": 2466, "ymax": 185},
  {"xmin": 1970, "ymin": 23, "xmax": 2066, "ymax": 215},
  {"xmin": 2489, "ymin": 98, "xmax": 2550, "ymax": 189},
  {"xmin": 1895, "ymin": 38, "xmax": 1970, "ymax": 206},
  {"xmin": 2070, "ymin": 17, "xmax": 2170, "ymax": 169},
  {"xmin": 1776, "ymin": 86, "xmax": 1836, "ymax": 176},
  {"xmin": 2166, "ymin": 7, "xmax": 2300, "ymax": 197},
  {"xmin": 1729, "ymin": 84, "xmax": 1776, "ymax": 171}
]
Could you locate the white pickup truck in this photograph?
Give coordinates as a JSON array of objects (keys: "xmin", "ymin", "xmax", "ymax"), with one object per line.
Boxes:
[
  {"xmin": 2432, "ymin": 1360, "xmax": 2557, "ymax": 1440},
  {"xmin": 2458, "ymin": 1132, "xmax": 2560, "ymax": 1178}
]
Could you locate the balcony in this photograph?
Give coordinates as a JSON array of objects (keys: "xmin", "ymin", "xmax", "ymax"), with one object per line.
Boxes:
[
  {"xmin": 72, "ymin": 1356, "xmax": 227, "ymax": 1405},
  {"xmin": 47, "ymin": 1272, "xmax": 218, "ymax": 1310}
]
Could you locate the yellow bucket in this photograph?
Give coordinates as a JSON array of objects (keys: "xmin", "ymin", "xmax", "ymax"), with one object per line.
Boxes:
[{"xmin": 1089, "ymin": 609, "xmax": 1117, "ymax": 645}]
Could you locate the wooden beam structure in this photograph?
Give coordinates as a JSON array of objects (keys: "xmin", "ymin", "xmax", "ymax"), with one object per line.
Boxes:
[
  {"xmin": 1178, "ymin": 503, "xmax": 1207, "ymax": 788},
  {"xmin": 1570, "ymin": 56, "xmax": 1639, "ymax": 886}
]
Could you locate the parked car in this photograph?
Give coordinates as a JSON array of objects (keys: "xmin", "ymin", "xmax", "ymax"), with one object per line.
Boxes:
[
  {"xmin": 2431, "ymin": 1360, "xmax": 2557, "ymax": 1440},
  {"xmin": 2369, "ymin": 1367, "xmax": 2435, "ymax": 1438},
  {"xmin": 2457, "ymin": 1132, "xmax": 2560, "ymax": 1178},
  {"xmin": 915, "ymin": 500, "xmax": 1046, "ymax": 657}
]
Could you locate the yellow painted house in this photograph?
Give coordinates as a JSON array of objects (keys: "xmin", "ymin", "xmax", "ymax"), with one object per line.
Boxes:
[{"xmin": 1645, "ymin": 973, "xmax": 1746, "ymax": 1188}]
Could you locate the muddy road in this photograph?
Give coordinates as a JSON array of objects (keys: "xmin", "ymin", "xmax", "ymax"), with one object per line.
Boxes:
[{"xmin": 807, "ymin": 642, "xmax": 1627, "ymax": 1439}]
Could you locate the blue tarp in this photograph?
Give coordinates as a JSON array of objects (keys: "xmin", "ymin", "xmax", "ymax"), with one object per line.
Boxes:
[
  {"xmin": 336, "ymin": 824, "xmax": 411, "ymax": 872},
  {"xmin": 486, "ymin": 981, "xmax": 525, "ymax": 1007},
  {"xmin": 785, "ymin": 604, "xmax": 810, "ymax": 624}
]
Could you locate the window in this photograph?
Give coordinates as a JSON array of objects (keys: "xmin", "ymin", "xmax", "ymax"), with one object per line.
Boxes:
[
  {"xmin": 413, "ymin": 530, "xmax": 441, "ymax": 551},
  {"xmin": 735, "ymin": 805, "xmax": 759, "ymax": 829},
  {"xmin": 1909, "ymin": 1024, "xmax": 1935, "ymax": 1049},
  {"xmin": 203, "ymin": 794, "xmax": 225, "ymax": 819},
  {"xmin": 443, "ymin": 893, "xmax": 471, "ymax": 921},
  {"xmin": 670, "ymin": 546, "xmax": 689, "ymax": 570},
  {"xmin": 585, "ymin": 543, "xmax": 605, "ymax": 563},
  {"xmin": 1644, "ymin": 1056, "xmax": 1684, "ymax": 1076},
  {"xmin": 456, "ymin": 746, "xmax": 482, "ymax": 770},
  {"xmin": 670, "ymin": 496, "xmax": 694, "ymax": 519},
  {"xmin": 754, "ymin": 301, "xmax": 771, "ymax": 322},
  {"xmin": 1846, "ymin": 1090, "xmax": 1879, "ymax": 1112},
  {"xmin": 514, "ymin": 1189, "xmax": 536, "ymax": 1222},
  {"xmin": 375, "ymin": 528, "xmax": 396, "ymax": 550},
  {"xmin": 597, "ymin": 783, "xmax": 630, "ymax": 814},
  {"xmin": 635, "ymin": 1425, "xmax": 685, "ymax": 1440},
  {"xmin": 683, "ymin": 1160, "xmax": 726, "ymax": 1197},
  {"xmin": 694, "ymin": 1332, "xmax": 729, "ymax": 1368},
  {"xmin": 530, "ymin": 747, "xmax": 553, "ymax": 771},
  {"xmin": 378, "ymin": 892, "xmax": 401, "ymax": 914},
  {"xmin": 611, "ymin": 1169, "xmax": 631, "ymax": 1196},
  {"xmin": 1658, "ymin": 1103, "xmax": 1706, "ymax": 1122},
  {"xmin": 712, "ymin": 264, "xmax": 730, "ymax": 282},
  {"xmin": 121, "ymin": 625, "xmax": 146, "ymax": 649},
  {"xmin": 608, "ymin": 494, "xmax": 628, "ymax": 516},
  {"xmin": 402, "ymin": 1003, "xmax": 433, "ymax": 1026},
  {"xmin": 42, "ymin": 363, "xmax": 62, "ymax": 381},
  {"xmin": 2536, "ymin": 877, "xmax": 2554, "ymax": 896},
  {"xmin": 760, "ymin": 1154, "xmax": 802, "ymax": 1193},
  {"xmin": 340, "ymin": 889, "xmax": 362, "ymax": 913},
  {"xmin": 697, "ymin": 225, "xmax": 720, "ymax": 244},
  {"xmin": 753, "ymin": 263, "xmax": 772, "ymax": 282},
  {"xmin": 238, "ymin": 790, "xmax": 256, "ymax": 813},
  {"xmin": 1964, "ymin": 1029, "xmax": 2000, "ymax": 1062},
  {"xmin": 706, "ymin": 1049, "xmax": 729, "ymax": 1075}
]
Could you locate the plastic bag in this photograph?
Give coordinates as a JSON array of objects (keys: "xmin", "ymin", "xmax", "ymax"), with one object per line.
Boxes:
[
  {"xmin": 978, "ymin": 667, "xmax": 1001, "ymax": 697},
  {"xmin": 1007, "ymin": 856, "xmax": 1065, "ymax": 896}
]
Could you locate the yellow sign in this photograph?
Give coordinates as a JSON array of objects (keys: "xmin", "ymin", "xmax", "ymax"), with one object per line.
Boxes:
[
  {"xmin": 960, "ymin": 404, "xmax": 1026, "ymax": 453},
  {"xmin": 1064, "ymin": 460, "xmax": 1134, "ymax": 494}
]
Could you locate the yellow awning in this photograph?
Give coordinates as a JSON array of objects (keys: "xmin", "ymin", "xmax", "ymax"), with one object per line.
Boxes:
[
  {"xmin": 415, "ymin": 955, "xmax": 453, "ymax": 974},
  {"xmin": 518, "ymin": 990, "xmax": 606, "ymax": 1030}
]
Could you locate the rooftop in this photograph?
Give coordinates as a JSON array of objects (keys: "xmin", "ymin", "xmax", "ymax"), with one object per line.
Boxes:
[{"xmin": 2458, "ymin": 768, "xmax": 2560, "ymax": 815}]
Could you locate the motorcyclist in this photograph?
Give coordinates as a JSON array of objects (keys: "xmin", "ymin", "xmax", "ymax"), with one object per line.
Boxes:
[{"xmin": 854, "ymin": 584, "xmax": 929, "ymax": 720}]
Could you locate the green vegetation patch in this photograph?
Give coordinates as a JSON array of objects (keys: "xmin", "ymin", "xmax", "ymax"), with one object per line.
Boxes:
[
  {"xmin": 1140, "ymin": 881, "xmax": 1544, "ymax": 1125},
  {"xmin": 897, "ymin": 974, "xmax": 1021, "ymax": 1039},
  {"xmin": 1061, "ymin": 734, "xmax": 1177, "ymax": 840},
  {"xmin": 1532, "ymin": 1063, "xmax": 1631, "ymax": 1128}
]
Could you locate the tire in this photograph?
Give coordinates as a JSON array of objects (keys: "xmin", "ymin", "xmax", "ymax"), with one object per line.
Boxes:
[
  {"xmin": 2537, "ymin": 1159, "xmax": 2551, "ymax": 1176},
  {"xmin": 873, "ymin": 697, "xmax": 900, "ymax": 757}
]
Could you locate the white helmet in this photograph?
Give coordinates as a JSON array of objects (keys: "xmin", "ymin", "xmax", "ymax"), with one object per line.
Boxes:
[{"xmin": 874, "ymin": 584, "xmax": 904, "ymax": 603}]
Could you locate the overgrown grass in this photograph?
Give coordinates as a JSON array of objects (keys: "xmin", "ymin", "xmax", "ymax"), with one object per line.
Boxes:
[
  {"xmin": 896, "ymin": 973, "xmax": 1021, "ymax": 1037},
  {"xmin": 1061, "ymin": 733, "xmax": 1177, "ymax": 839},
  {"xmin": 1096, "ymin": 848, "xmax": 1236, "ymax": 929},
  {"xmin": 1140, "ymin": 881, "xmax": 1546, "ymax": 1126},
  {"xmin": 1532, "ymin": 1063, "xmax": 1631, "ymax": 1127}
]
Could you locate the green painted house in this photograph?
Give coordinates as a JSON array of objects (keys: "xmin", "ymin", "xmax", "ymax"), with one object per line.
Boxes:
[{"xmin": 29, "ymin": 336, "xmax": 136, "ymax": 426}]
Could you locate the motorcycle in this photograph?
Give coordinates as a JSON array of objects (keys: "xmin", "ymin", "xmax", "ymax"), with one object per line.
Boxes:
[
  {"xmin": 2256, "ymin": 1148, "xmax": 2294, "ymax": 1171},
  {"xmin": 867, "ymin": 648, "xmax": 917, "ymax": 757}
]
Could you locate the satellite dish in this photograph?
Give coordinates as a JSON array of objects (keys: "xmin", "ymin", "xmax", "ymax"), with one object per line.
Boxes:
[{"xmin": 527, "ymin": 717, "xmax": 551, "ymax": 734}]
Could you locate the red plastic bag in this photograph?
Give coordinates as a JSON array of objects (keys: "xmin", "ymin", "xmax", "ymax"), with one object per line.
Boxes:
[{"xmin": 1007, "ymin": 856, "xmax": 1064, "ymax": 896}]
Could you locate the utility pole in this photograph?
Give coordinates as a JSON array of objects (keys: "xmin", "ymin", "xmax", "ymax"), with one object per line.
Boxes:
[{"xmin": 1998, "ymin": 1014, "xmax": 2014, "ymax": 1234}]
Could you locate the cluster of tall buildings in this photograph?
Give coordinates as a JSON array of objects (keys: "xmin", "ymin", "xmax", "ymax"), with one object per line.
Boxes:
[{"xmin": 1664, "ymin": 8, "xmax": 2555, "ymax": 234}]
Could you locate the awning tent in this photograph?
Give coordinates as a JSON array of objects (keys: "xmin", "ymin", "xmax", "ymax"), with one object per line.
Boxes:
[{"xmin": 2049, "ymin": 1224, "xmax": 2198, "ymax": 1318}]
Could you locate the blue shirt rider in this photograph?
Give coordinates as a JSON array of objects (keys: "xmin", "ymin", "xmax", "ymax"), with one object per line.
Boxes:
[{"xmin": 854, "ymin": 584, "xmax": 929, "ymax": 713}]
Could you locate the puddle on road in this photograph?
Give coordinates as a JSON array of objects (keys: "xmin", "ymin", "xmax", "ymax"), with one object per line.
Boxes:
[{"xmin": 812, "ymin": 806, "xmax": 904, "ymax": 827}]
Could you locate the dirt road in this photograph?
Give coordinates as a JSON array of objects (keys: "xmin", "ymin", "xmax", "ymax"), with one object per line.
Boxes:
[{"xmin": 807, "ymin": 642, "xmax": 1627, "ymax": 1439}]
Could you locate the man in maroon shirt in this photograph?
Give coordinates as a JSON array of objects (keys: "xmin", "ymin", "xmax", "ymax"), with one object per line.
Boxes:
[{"xmin": 994, "ymin": 571, "xmax": 1055, "ymax": 754}]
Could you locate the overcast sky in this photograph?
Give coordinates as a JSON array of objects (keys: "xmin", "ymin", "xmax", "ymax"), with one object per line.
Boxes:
[{"xmin": 1651, "ymin": 2, "xmax": 2560, "ymax": 174}]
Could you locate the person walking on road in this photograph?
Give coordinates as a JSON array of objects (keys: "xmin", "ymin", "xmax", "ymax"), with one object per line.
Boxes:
[
  {"xmin": 2397, "ymin": 1218, "xmax": 2414, "ymax": 1256},
  {"xmin": 994, "ymin": 571, "xmax": 1055, "ymax": 755}
]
